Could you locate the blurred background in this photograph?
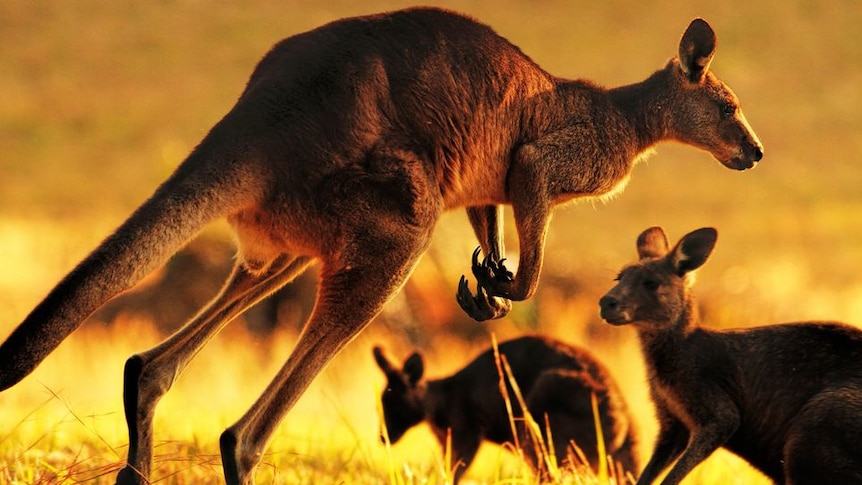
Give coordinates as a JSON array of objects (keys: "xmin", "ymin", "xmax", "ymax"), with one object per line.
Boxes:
[{"xmin": 1, "ymin": 1, "xmax": 860, "ymax": 483}]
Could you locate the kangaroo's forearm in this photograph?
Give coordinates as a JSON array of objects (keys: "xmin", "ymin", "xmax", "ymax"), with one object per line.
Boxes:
[{"xmin": 466, "ymin": 205, "xmax": 505, "ymax": 260}]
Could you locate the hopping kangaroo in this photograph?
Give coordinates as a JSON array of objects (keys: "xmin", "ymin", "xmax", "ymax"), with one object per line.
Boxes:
[
  {"xmin": 599, "ymin": 227, "xmax": 862, "ymax": 485},
  {"xmin": 373, "ymin": 336, "xmax": 638, "ymax": 482},
  {"xmin": 0, "ymin": 7, "xmax": 761, "ymax": 485}
]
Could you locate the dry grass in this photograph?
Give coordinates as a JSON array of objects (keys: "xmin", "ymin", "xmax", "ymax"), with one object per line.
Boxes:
[
  {"xmin": 0, "ymin": 319, "xmax": 771, "ymax": 485},
  {"xmin": 2, "ymin": 0, "xmax": 861, "ymax": 483}
]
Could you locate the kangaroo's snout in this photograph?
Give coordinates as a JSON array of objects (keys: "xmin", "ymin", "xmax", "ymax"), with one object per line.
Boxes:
[
  {"xmin": 737, "ymin": 136, "xmax": 764, "ymax": 169},
  {"xmin": 599, "ymin": 295, "xmax": 617, "ymax": 311},
  {"xmin": 599, "ymin": 294, "xmax": 629, "ymax": 325},
  {"xmin": 749, "ymin": 144, "xmax": 764, "ymax": 162},
  {"xmin": 728, "ymin": 113, "xmax": 764, "ymax": 170},
  {"xmin": 725, "ymin": 141, "xmax": 762, "ymax": 171}
]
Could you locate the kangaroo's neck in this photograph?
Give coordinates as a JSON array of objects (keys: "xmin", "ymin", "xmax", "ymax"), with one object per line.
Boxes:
[
  {"xmin": 607, "ymin": 63, "xmax": 677, "ymax": 151},
  {"xmin": 515, "ymin": 66, "xmax": 683, "ymax": 203},
  {"xmin": 637, "ymin": 296, "xmax": 700, "ymax": 371},
  {"xmin": 423, "ymin": 378, "xmax": 451, "ymax": 424}
]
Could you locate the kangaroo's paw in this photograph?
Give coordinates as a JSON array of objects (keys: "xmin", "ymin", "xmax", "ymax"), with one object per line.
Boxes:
[
  {"xmin": 469, "ymin": 247, "xmax": 514, "ymax": 293},
  {"xmin": 114, "ymin": 466, "xmax": 144, "ymax": 485},
  {"xmin": 456, "ymin": 275, "xmax": 512, "ymax": 321}
]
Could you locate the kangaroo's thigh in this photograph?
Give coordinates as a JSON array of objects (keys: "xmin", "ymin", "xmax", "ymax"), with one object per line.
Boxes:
[
  {"xmin": 524, "ymin": 370, "xmax": 604, "ymax": 468},
  {"xmin": 785, "ymin": 386, "xmax": 862, "ymax": 484}
]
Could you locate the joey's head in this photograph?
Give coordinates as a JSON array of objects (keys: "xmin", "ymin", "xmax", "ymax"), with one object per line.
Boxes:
[
  {"xmin": 599, "ymin": 226, "xmax": 717, "ymax": 332},
  {"xmin": 373, "ymin": 346, "xmax": 427, "ymax": 444},
  {"xmin": 663, "ymin": 19, "xmax": 763, "ymax": 170}
]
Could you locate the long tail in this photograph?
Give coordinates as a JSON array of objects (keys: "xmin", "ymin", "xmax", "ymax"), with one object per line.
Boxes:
[{"xmin": 0, "ymin": 139, "xmax": 261, "ymax": 391}]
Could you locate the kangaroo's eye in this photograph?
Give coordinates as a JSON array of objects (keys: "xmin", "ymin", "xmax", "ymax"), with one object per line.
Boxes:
[
  {"xmin": 642, "ymin": 279, "xmax": 659, "ymax": 291},
  {"xmin": 721, "ymin": 102, "xmax": 736, "ymax": 116}
]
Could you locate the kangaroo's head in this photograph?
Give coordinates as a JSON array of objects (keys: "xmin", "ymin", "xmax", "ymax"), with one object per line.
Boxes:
[
  {"xmin": 663, "ymin": 19, "xmax": 763, "ymax": 170},
  {"xmin": 373, "ymin": 345, "xmax": 427, "ymax": 444},
  {"xmin": 599, "ymin": 227, "xmax": 717, "ymax": 331}
]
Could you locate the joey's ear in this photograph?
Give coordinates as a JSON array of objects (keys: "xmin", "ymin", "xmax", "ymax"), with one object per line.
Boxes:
[
  {"xmin": 669, "ymin": 227, "xmax": 718, "ymax": 276},
  {"xmin": 679, "ymin": 18, "xmax": 716, "ymax": 83},
  {"xmin": 373, "ymin": 346, "xmax": 395, "ymax": 374},
  {"xmin": 403, "ymin": 352, "xmax": 425, "ymax": 385},
  {"xmin": 637, "ymin": 226, "xmax": 670, "ymax": 260}
]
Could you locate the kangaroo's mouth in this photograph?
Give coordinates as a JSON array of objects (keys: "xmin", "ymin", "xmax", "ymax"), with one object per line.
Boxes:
[
  {"xmin": 599, "ymin": 307, "xmax": 632, "ymax": 325},
  {"xmin": 601, "ymin": 315, "xmax": 631, "ymax": 326},
  {"xmin": 722, "ymin": 157, "xmax": 759, "ymax": 171},
  {"xmin": 721, "ymin": 143, "xmax": 763, "ymax": 171}
]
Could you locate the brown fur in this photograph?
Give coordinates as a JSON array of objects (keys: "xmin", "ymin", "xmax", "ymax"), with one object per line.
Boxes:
[
  {"xmin": 373, "ymin": 336, "xmax": 638, "ymax": 482},
  {"xmin": 600, "ymin": 227, "xmax": 862, "ymax": 484},
  {"xmin": 0, "ymin": 8, "xmax": 761, "ymax": 484}
]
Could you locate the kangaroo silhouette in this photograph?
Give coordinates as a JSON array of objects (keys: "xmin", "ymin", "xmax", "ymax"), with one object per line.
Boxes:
[
  {"xmin": 374, "ymin": 336, "xmax": 638, "ymax": 482},
  {"xmin": 0, "ymin": 8, "xmax": 761, "ymax": 484},
  {"xmin": 600, "ymin": 227, "xmax": 862, "ymax": 484}
]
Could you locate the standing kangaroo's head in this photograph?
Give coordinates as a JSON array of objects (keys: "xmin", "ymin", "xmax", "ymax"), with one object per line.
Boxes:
[
  {"xmin": 599, "ymin": 227, "xmax": 717, "ymax": 331},
  {"xmin": 665, "ymin": 19, "xmax": 763, "ymax": 170},
  {"xmin": 373, "ymin": 346, "xmax": 427, "ymax": 444}
]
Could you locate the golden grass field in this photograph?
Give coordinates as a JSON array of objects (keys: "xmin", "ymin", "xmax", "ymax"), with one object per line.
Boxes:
[{"xmin": 1, "ymin": 1, "xmax": 861, "ymax": 484}]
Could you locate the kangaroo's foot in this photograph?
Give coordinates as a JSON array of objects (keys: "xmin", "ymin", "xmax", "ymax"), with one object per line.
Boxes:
[
  {"xmin": 456, "ymin": 274, "xmax": 512, "ymax": 321},
  {"xmin": 220, "ymin": 429, "xmax": 252, "ymax": 485},
  {"xmin": 114, "ymin": 466, "xmax": 144, "ymax": 485}
]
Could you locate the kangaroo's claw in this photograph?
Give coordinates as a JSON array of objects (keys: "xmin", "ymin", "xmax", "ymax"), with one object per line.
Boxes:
[
  {"xmin": 469, "ymin": 247, "xmax": 514, "ymax": 297},
  {"xmin": 456, "ymin": 275, "xmax": 512, "ymax": 321},
  {"xmin": 484, "ymin": 255, "xmax": 514, "ymax": 282}
]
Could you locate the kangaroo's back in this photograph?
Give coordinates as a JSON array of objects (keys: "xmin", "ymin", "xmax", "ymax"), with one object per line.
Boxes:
[
  {"xmin": 228, "ymin": 7, "xmax": 556, "ymax": 205},
  {"xmin": 452, "ymin": 335, "xmax": 607, "ymax": 395}
]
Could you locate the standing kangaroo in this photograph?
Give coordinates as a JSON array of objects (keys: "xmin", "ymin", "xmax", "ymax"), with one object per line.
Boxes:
[
  {"xmin": 373, "ymin": 336, "xmax": 638, "ymax": 482},
  {"xmin": 0, "ymin": 8, "xmax": 762, "ymax": 485},
  {"xmin": 599, "ymin": 227, "xmax": 862, "ymax": 485}
]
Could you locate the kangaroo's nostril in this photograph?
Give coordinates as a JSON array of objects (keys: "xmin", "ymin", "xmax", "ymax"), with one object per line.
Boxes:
[
  {"xmin": 599, "ymin": 296, "xmax": 617, "ymax": 310},
  {"xmin": 753, "ymin": 146, "xmax": 763, "ymax": 161}
]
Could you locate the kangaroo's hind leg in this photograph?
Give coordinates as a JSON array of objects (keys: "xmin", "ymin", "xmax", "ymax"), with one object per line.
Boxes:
[
  {"xmin": 523, "ymin": 369, "xmax": 636, "ymax": 477},
  {"xmin": 219, "ymin": 222, "xmax": 434, "ymax": 485},
  {"xmin": 519, "ymin": 370, "xmax": 598, "ymax": 476},
  {"xmin": 115, "ymin": 254, "xmax": 313, "ymax": 485}
]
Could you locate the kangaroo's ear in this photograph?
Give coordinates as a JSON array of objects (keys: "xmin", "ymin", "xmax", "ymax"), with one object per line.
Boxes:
[
  {"xmin": 373, "ymin": 346, "xmax": 395, "ymax": 374},
  {"xmin": 669, "ymin": 227, "xmax": 718, "ymax": 276},
  {"xmin": 403, "ymin": 352, "xmax": 424, "ymax": 385},
  {"xmin": 637, "ymin": 226, "xmax": 669, "ymax": 260},
  {"xmin": 679, "ymin": 18, "xmax": 716, "ymax": 83}
]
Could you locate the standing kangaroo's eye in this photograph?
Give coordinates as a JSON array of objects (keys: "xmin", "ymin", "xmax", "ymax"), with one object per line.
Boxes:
[
  {"xmin": 721, "ymin": 102, "xmax": 736, "ymax": 116},
  {"xmin": 642, "ymin": 279, "xmax": 659, "ymax": 291}
]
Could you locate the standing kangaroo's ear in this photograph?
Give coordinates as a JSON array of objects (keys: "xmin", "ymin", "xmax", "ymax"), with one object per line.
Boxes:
[
  {"xmin": 669, "ymin": 227, "xmax": 718, "ymax": 276},
  {"xmin": 637, "ymin": 226, "xmax": 670, "ymax": 260},
  {"xmin": 403, "ymin": 352, "xmax": 425, "ymax": 385},
  {"xmin": 679, "ymin": 18, "xmax": 717, "ymax": 83}
]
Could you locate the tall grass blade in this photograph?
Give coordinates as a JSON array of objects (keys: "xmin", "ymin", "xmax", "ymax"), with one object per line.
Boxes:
[
  {"xmin": 492, "ymin": 334, "xmax": 521, "ymax": 455},
  {"xmin": 590, "ymin": 393, "xmax": 609, "ymax": 484},
  {"xmin": 501, "ymin": 351, "xmax": 558, "ymax": 482}
]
